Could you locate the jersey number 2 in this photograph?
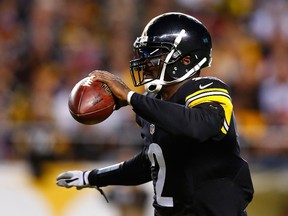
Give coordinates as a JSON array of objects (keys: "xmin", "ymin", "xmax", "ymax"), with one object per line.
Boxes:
[{"xmin": 148, "ymin": 143, "xmax": 174, "ymax": 207}]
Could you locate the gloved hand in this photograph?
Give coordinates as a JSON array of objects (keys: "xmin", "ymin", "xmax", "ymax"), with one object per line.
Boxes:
[{"xmin": 56, "ymin": 170, "xmax": 91, "ymax": 190}]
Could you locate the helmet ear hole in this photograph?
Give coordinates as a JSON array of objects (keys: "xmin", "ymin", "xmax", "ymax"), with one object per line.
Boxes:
[{"xmin": 181, "ymin": 56, "xmax": 191, "ymax": 65}]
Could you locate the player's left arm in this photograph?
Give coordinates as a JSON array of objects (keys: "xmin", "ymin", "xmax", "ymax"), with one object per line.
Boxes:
[
  {"xmin": 130, "ymin": 94, "xmax": 225, "ymax": 142},
  {"xmin": 129, "ymin": 79, "xmax": 233, "ymax": 142}
]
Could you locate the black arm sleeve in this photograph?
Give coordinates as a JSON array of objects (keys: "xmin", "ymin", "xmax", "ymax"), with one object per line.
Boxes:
[
  {"xmin": 88, "ymin": 150, "xmax": 151, "ymax": 187},
  {"xmin": 130, "ymin": 93, "xmax": 225, "ymax": 142}
]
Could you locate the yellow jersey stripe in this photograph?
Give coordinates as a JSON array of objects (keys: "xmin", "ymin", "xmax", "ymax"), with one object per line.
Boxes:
[
  {"xmin": 185, "ymin": 89, "xmax": 233, "ymax": 134},
  {"xmin": 186, "ymin": 88, "xmax": 229, "ymax": 101}
]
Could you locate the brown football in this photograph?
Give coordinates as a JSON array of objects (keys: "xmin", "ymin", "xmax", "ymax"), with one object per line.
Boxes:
[{"xmin": 68, "ymin": 77, "xmax": 115, "ymax": 125}]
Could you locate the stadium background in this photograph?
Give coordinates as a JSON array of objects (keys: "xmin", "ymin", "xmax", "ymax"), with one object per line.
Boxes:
[{"xmin": 0, "ymin": 0, "xmax": 287, "ymax": 215}]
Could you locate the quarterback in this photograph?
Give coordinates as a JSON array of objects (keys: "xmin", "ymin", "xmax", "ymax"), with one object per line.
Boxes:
[{"xmin": 57, "ymin": 12, "xmax": 254, "ymax": 216}]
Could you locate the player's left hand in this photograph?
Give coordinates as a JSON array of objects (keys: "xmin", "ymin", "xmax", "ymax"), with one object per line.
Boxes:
[
  {"xmin": 56, "ymin": 170, "xmax": 91, "ymax": 190},
  {"xmin": 89, "ymin": 70, "xmax": 131, "ymax": 109}
]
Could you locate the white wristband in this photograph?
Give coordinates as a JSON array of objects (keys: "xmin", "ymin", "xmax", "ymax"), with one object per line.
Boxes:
[
  {"xmin": 84, "ymin": 170, "xmax": 91, "ymax": 185},
  {"xmin": 127, "ymin": 91, "xmax": 135, "ymax": 105}
]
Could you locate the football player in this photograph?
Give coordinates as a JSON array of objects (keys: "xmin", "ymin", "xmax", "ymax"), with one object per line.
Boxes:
[{"xmin": 57, "ymin": 12, "xmax": 254, "ymax": 216}]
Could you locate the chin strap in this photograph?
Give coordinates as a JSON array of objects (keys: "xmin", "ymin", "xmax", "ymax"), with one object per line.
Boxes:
[
  {"xmin": 144, "ymin": 79, "xmax": 163, "ymax": 92},
  {"xmin": 164, "ymin": 57, "xmax": 207, "ymax": 85},
  {"xmin": 145, "ymin": 57, "xmax": 207, "ymax": 93}
]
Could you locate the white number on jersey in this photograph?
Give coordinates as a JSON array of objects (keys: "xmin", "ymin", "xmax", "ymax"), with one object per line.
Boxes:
[{"xmin": 148, "ymin": 143, "xmax": 174, "ymax": 207}]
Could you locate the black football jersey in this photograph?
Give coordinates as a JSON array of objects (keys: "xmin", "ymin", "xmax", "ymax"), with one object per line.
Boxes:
[{"xmin": 92, "ymin": 76, "xmax": 254, "ymax": 216}]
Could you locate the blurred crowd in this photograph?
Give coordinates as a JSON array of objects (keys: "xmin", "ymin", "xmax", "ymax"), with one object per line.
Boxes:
[{"xmin": 0, "ymin": 0, "xmax": 288, "ymax": 173}]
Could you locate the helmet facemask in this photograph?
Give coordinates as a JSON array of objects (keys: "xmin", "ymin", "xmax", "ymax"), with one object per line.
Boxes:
[{"xmin": 129, "ymin": 45, "xmax": 171, "ymax": 88}]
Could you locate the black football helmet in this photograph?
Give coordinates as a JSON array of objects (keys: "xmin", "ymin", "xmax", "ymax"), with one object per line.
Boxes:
[{"xmin": 130, "ymin": 12, "xmax": 212, "ymax": 92}]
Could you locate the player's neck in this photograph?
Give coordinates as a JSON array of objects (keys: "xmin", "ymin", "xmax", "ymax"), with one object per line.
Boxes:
[{"xmin": 160, "ymin": 80, "xmax": 188, "ymax": 100}]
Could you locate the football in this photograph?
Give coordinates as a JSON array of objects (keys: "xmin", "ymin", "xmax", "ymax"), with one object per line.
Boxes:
[{"xmin": 68, "ymin": 77, "xmax": 115, "ymax": 125}]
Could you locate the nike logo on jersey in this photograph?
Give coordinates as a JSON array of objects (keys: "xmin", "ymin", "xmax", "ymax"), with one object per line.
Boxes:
[{"xmin": 199, "ymin": 82, "xmax": 213, "ymax": 89}]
